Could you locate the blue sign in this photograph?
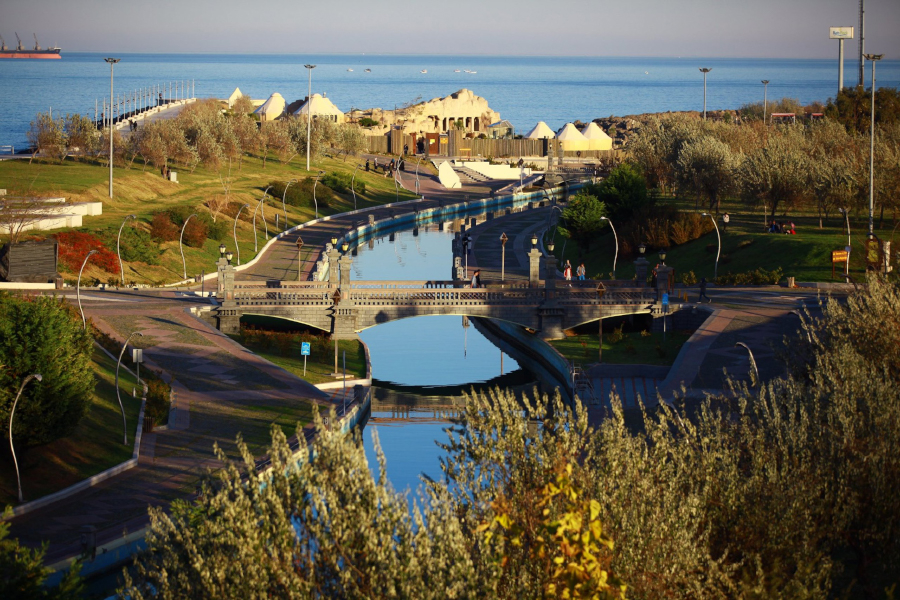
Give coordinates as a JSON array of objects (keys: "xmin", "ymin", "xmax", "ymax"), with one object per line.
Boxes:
[
  {"xmin": 662, "ymin": 293, "xmax": 669, "ymax": 306},
  {"xmin": 301, "ymin": 342, "xmax": 311, "ymax": 356}
]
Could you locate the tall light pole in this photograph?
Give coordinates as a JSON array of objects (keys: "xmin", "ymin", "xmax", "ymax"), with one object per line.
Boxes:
[
  {"xmin": 77, "ymin": 249, "xmax": 98, "ymax": 330},
  {"xmin": 500, "ymin": 233, "xmax": 508, "ymax": 281},
  {"xmin": 839, "ymin": 207, "xmax": 852, "ymax": 279},
  {"xmin": 600, "ymin": 216, "xmax": 618, "ymax": 279},
  {"xmin": 864, "ymin": 53, "xmax": 883, "ymax": 238},
  {"xmin": 116, "ymin": 214, "xmax": 137, "ymax": 285},
  {"xmin": 699, "ymin": 68, "xmax": 712, "ymax": 120},
  {"xmin": 735, "ymin": 342, "xmax": 759, "ymax": 387},
  {"xmin": 761, "ymin": 80, "xmax": 769, "ymax": 124},
  {"xmin": 282, "ymin": 179, "xmax": 297, "ymax": 230},
  {"xmin": 9, "ymin": 373, "xmax": 42, "ymax": 503},
  {"xmin": 234, "ymin": 203, "xmax": 249, "ymax": 265},
  {"xmin": 313, "ymin": 170, "xmax": 325, "ymax": 219},
  {"xmin": 414, "ymin": 157, "xmax": 422, "ymax": 196},
  {"xmin": 258, "ymin": 185, "xmax": 272, "ymax": 240},
  {"xmin": 179, "ymin": 213, "xmax": 197, "ymax": 280},
  {"xmin": 351, "ymin": 164, "xmax": 360, "ymax": 211},
  {"xmin": 115, "ymin": 332, "xmax": 143, "ymax": 445},
  {"xmin": 702, "ymin": 212, "xmax": 721, "ymax": 280},
  {"xmin": 304, "ymin": 64, "xmax": 316, "ymax": 172},
  {"xmin": 104, "ymin": 58, "xmax": 120, "ymax": 199}
]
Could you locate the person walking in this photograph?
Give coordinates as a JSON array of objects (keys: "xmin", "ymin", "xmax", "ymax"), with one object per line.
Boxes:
[
  {"xmin": 576, "ymin": 262, "xmax": 586, "ymax": 281},
  {"xmin": 470, "ymin": 269, "xmax": 481, "ymax": 288},
  {"xmin": 722, "ymin": 213, "xmax": 730, "ymax": 233},
  {"xmin": 365, "ymin": 159, "xmax": 370, "ymax": 172},
  {"xmin": 698, "ymin": 277, "xmax": 711, "ymax": 303},
  {"xmin": 564, "ymin": 260, "xmax": 572, "ymax": 285}
]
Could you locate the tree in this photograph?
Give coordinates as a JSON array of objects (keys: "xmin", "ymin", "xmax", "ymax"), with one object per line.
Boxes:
[
  {"xmin": 826, "ymin": 86, "xmax": 900, "ymax": 133},
  {"xmin": 0, "ymin": 511, "xmax": 83, "ymax": 599},
  {"xmin": 559, "ymin": 192, "xmax": 606, "ymax": 256},
  {"xmin": 589, "ymin": 162, "xmax": 650, "ymax": 221},
  {"xmin": 0, "ymin": 294, "xmax": 94, "ymax": 448},
  {"xmin": 26, "ymin": 112, "xmax": 67, "ymax": 163},
  {"xmin": 63, "ymin": 114, "xmax": 99, "ymax": 160},
  {"xmin": 739, "ymin": 127, "xmax": 809, "ymax": 221},
  {"xmin": 675, "ymin": 135, "xmax": 739, "ymax": 214}
]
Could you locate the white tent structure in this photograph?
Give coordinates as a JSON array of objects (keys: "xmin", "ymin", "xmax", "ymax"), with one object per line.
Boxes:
[
  {"xmin": 294, "ymin": 93, "xmax": 345, "ymax": 123},
  {"xmin": 253, "ymin": 92, "xmax": 286, "ymax": 122},
  {"xmin": 524, "ymin": 121, "xmax": 555, "ymax": 139},
  {"xmin": 581, "ymin": 122, "xmax": 613, "ymax": 151},
  {"xmin": 556, "ymin": 122, "xmax": 589, "ymax": 151},
  {"xmin": 227, "ymin": 87, "xmax": 244, "ymax": 109}
]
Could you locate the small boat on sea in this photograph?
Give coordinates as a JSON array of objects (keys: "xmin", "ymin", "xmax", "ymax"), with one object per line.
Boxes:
[
  {"xmin": 454, "ymin": 69, "xmax": 460, "ymax": 72},
  {"xmin": 347, "ymin": 68, "xmax": 354, "ymax": 72},
  {"xmin": 420, "ymin": 69, "xmax": 427, "ymax": 74},
  {"xmin": 364, "ymin": 68, "xmax": 371, "ymax": 73}
]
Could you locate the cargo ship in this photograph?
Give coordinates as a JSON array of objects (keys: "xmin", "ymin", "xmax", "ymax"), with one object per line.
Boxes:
[{"xmin": 0, "ymin": 33, "xmax": 61, "ymax": 59}]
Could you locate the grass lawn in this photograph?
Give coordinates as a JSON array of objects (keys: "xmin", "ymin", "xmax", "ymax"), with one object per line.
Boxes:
[
  {"xmin": 0, "ymin": 346, "xmax": 142, "ymax": 506},
  {"xmin": 0, "ymin": 152, "xmax": 419, "ymax": 286},
  {"xmin": 548, "ymin": 194, "xmax": 899, "ymax": 284},
  {"xmin": 550, "ymin": 330, "xmax": 692, "ymax": 367},
  {"xmin": 229, "ymin": 335, "xmax": 367, "ymax": 386}
]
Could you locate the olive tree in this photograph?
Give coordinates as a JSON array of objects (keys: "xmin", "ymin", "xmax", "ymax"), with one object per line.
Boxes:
[{"xmin": 675, "ymin": 135, "xmax": 739, "ymax": 214}]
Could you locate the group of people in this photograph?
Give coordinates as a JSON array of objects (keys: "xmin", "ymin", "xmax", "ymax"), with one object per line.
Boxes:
[
  {"xmin": 768, "ymin": 220, "xmax": 797, "ymax": 235},
  {"xmin": 562, "ymin": 260, "xmax": 587, "ymax": 283},
  {"xmin": 365, "ymin": 157, "xmax": 405, "ymax": 178}
]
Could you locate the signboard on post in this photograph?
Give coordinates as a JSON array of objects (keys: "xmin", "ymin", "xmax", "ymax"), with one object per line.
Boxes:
[
  {"xmin": 132, "ymin": 348, "xmax": 143, "ymax": 383},
  {"xmin": 301, "ymin": 342, "xmax": 310, "ymax": 376},
  {"xmin": 829, "ymin": 26, "xmax": 854, "ymax": 39},
  {"xmin": 831, "ymin": 249, "xmax": 849, "ymax": 279}
]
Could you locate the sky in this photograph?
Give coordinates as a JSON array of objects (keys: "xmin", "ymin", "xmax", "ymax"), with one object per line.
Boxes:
[{"xmin": 1, "ymin": 0, "xmax": 898, "ymax": 58}]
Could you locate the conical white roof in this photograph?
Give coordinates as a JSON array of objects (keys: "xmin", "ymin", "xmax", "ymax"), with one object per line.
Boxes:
[
  {"xmin": 524, "ymin": 121, "xmax": 555, "ymax": 139},
  {"xmin": 581, "ymin": 122, "xmax": 612, "ymax": 140},
  {"xmin": 557, "ymin": 123, "xmax": 587, "ymax": 141},
  {"xmin": 227, "ymin": 87, "xmax": 244, "ymax": 108},
  {"xmin": 254, "ymin": 92, "xmax": 286, "ymax": 119},
  {"xmin": 294, "ymin": 93, "xmax": 344, "ymax": 118}
]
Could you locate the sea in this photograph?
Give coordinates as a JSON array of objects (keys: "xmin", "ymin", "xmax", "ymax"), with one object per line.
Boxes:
[{"xmin": 1, "ymin": 53, "xmax": 899, "ymax": 151}]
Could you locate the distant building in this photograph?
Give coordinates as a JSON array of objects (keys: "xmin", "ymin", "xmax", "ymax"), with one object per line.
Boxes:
[
  {"xmin": 294, "ymin": 93, "xmax": 345, "ymax": 123},
  {"xmin": 524, "ymin": 121, "xmax": 555, "ymax": 139},
  {"xmin": 487, "ymin": 120, "xmax": 514, "ymax": 138},
  {"xmin": 353, "ymin": 89, "xmax": 500, "ymax": 136},
  {"xmin": 253, "ymin": 93, "xmax": 286, "ymax": 122}
]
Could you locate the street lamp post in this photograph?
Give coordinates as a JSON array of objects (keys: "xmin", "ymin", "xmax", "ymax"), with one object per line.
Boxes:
[
  {"xmin": 258, "ymin": 186, "xmax": 272, "ymax": 240},
  {"xmin": 351, "ymin": 164, "xmax": 361, "ymax": 211},
  {"xmin": 104, "ymin": 58, "xmax": 120, "ymax": 199},
  {"xmin": 313, "ymin": 170, "xmax": 325, "ymax": 219},
  {"xmin": 701, "ymin": 212, "xmax": 721, "ymax": 279},
  {"xmin": 9, "ymin": 373, "xmax": 42, "ymax": 502},
  {"xmin": 234, "ymin": 203, "xmax": 249, "ymax": 265},
  {"xmin": 699, "ymin": 68, "xmax": 712, "ymax": 120},
  {"xmin": 863, "ymin": 53, "xmax": 884, "ymax": 238},
  {"xmin": 296, "ymin": 236, "xmax": 304, "ymax": 282},
  {"xmin": 116, "ymin": 214, "xmax": 137, "ymax": 285},
  {"xmin": 415, "ymin": 157, "xmax": 422, "ymax": 196},
  {"xmin": 839, "ymin": 207, "xmax": 852, "ymax": 279},
  {"xmin": 179, "ymin": 213, "xmax": 197, "ymax": 280},
  {"xmin": 761, "ymin": 80, "xmax": 770, "ymax": 124},
  {"xmin": 282, "ymin": 179, "xmax": 297, "ymax": 230},
  {"xmin": 115, "ymin": 332, "xmax": 143, "ymax": 445},
  {"xmin": 304, "ymin": 64, "xmax": 316, "ymax": 172},
  {"xmin": 500, "ymin": 233, "xmax": 508, "ymax": 281},
  {"xmin": 600, "ymin": 216, "xmax": 618, "ymax": 279},
  {"xmin": 735, "ymin": 342, "xmax": 760, "ymax": 387},
  {"xmin": 77, "ymin": 250, "xmax": 98, "ymax": 329}
]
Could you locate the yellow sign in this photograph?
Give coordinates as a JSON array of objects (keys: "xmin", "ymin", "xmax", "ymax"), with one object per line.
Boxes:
[{"xmin": 832, "ymin": 250, "xmax": 849, "ymax": 263}]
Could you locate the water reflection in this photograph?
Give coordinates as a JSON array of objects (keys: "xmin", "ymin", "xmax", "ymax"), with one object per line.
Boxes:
[{"xmin": 354, "ymin": 223, "xmax": 539, "ymax": 491}]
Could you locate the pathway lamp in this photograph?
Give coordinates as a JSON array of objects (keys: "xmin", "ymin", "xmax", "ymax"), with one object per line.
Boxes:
[
  {"xmin": 600, "ymin": 216, "xmax": 618, "ymax": 279},
  {"xmin": 701, "ymin": 212, "xmax": 721, "ymax": 280},
  {"xmin": 531, "ymin": 233, "xmax": 538, "ymax": 248},
  {"xmin": 351, "ymin": 165, "xmax": 361, "ymax": 211},
  {"xmin": 735, "ymin": 342, "xmax": 760, "ymax": 387},
  {"xmin": 258, "ymin": 186, "xmax": 272, "ymax": 240},
  {"xmin": 659, "ymin": 248, "xmax": 668, "ymax": 266},
  {"xmin": 117, "ymin": 214, "xmax": 137, "ymax": 285},
  {"xmin": 342, "ymin": 241, "xmax": 349, "ymax": 253},
  {"xmin": 226, "ymin": 251, "xmax": 233, "ymax": 265},
  {"xmin": 296, "ymin": 236, "xmax": 304, "ymax": 282},
  {"xmin": 638, "ymin": 242, "xmax": 646, "ymax": 255},
  {"xmin": 234, "ymin": 203, "xmax": 249, "ymax": 265},
  {"xmin": 414, "ymin": 157, "xmax": 422, "ymax": 196},
  {"xmin": 77, "ymin": 249, "xmax": 98, "ymax": 330},
  {"xmin": 761, "ymin": 80, "xmax": 770, "ymax": 124},
  {"xmin": 304, "ymin": 64, "xmax": 316, "ymax": 172},
  {"xmin": 9, "ymin": 373, "xmax": 42, "ymax": 502},
  {"xmin": 179, "ymin": 213, "xmax": 197, "ymax": 280},
  {"xmin": 699, "ymin": 67, "xmax": 712, "ymax": 120},
  {"xmin": 282, "ymin": 179, "xmax": 297, "ymax": 230},
  {"xmin": 500, "ymin": 232, "xmax": 508, "ymax": 281},
  {"xmin": 863, "ymin": 53, "xmax": 883, "ymax": 238},
  {"xmin": 313, "ymin": 170, "xmax": 325, "ymax": 219},
  {"xmin": 104, "ymin": 58, "xmax": 120, "ymax": 199},
  {"xmin": 116, "ymin": 332, "xmax": 143, "ymax": 445}
]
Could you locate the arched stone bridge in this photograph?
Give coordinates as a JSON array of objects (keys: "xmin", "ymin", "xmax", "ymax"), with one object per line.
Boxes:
[{"xmin": 215, "ymin": 277, "xmax": 657, "ymax": 340}]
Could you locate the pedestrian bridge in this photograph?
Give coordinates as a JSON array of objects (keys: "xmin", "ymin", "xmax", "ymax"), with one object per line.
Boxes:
[{"xmin": 216, "ymin": 279, "xmax": 657, "ymax": 340}]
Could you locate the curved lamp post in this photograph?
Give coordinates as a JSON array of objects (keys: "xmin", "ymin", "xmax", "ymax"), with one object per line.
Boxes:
[
  {"xmin": 735, "ymin": 342, "xmax": 759, "ymax": 387},
  {"xmin": 282, "ymin": 179, "xmax": 297, "ymax": 231},
  {"xmin": 77, "ymin": 249, "xmax": 98, "ymax": 330},
  {"xmin": 414, "ymin": 157, "xmax": 422, "ymax": 196},
  {"xmin": 258, "ymin": 186, "xmax": 272, "ymax": 241},
  {"xmin": 116, "ymin": 214, "xmax": 137, "ymax": 285},
  {"xmin": 313, "ymin": 170, "xmax": 325, "ymax": 219},
  {"xmin": 234, "ymin": 203, "xmax": 249, "ymax": 265},
  {"xmin": 115, "ymin": 332, "xmax": 143, "ymax": 444},
  {"xmin": 179, "ymin": 213, "xmax": 197, "ymax": 280},
  {"xmin": 9, "ymin": 373, "xmax": 42, "ymax": 502},
  {"xmin": 351, "ymin": 164, "xmax": 361, "ymax": 211},
  {"xmin": 600, "ymin": 216, "xmax": 618, "ymax": 279},
  {"xmin": 701, "ymin": 212, "xmax": 721, "ymax": 280},
  {"xmin": 393, "ymin": 162, "xmax": 401, "ymax": 202}
]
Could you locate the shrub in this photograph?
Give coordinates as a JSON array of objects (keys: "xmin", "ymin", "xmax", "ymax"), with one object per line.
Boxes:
[
  {"xmin": 268, "ymin": 178, "xmax": 330, "ymax": 210},
  {"xmin": 358, "ymin": 117, "xmax": 378, "ymax": 127},
  {"xmin": 54, "ymin": 231, "xmax": 120, "ymax": 274},
  {"xmin": 105, "ymin": 225, "xmax": 162, "ymax": 265},
  {"xmin": 145, "ymin": 377, "xmax": 171, "ymax": 426},
  {"xmin": 150, "ymin": 212, "xmax": 179, "ymax": 242},
  {"xmin": 681, "ymin": 270, "xmax": 698, "ymax": 285},
  {"xmin": 715, "ymin": 267, "xmax": 783, "ymax": 285},
  {"xmin": 608, "ymin": 323, "xmax": 625, "ymax": 344},
  {"xmin": 181, "ymin": 217, "xmax": 208, "ymax": 248}
]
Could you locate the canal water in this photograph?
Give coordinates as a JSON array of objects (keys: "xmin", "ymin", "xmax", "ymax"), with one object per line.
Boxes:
[{"xmin": 352, "ymin": 223, "xmax": 539, "ymax": 493}]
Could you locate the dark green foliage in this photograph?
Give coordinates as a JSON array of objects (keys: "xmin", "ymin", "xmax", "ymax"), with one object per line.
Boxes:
[
  {"xmin": 826, "ymin": 86, "xmax": 900, "ymax": 133},
  {"xmin": 559, "ymin": 192, "xmax": 606, "ymax": 255},
  {"xmin": 103, "ymin": 225, "xmax": 161, "ymax": 265},
  {"xmin": 0, "ymin": 294, "xmax": 94, "ymax": 448},
  {"xmin": 586, "ymin": 163, "xmax": 652, "ymax": 221},
  {"xmin": 608, "ymin": 323, "xmax": 625, "ymax": 344},
  {"xmin": 358, "ymin": 117, "xmax": 379, "ymax": 127},
  {"xmin": 715, "ymin": 266, "xmax": 783, "ymax": 285},
  {"xmin": 145, "ymin": 377, "xmax": 170, "ymax": 426},
  {"xmin": 0, "ymin": 515, "xmax": 84, "ymax": 599},
  {"xmin": 267, "ymin": 178, "xmax": 331, "ymax": 210}
]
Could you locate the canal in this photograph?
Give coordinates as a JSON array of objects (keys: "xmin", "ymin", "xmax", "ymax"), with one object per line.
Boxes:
[{"xmin": 351, "ymin": 222, "xmax": 541, "ymax": 493}]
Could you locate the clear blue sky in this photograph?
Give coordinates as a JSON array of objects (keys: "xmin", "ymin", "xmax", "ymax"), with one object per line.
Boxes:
[{"xmin": 2, "ymin": 0, "xmax": 898, "ymax": 58}]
